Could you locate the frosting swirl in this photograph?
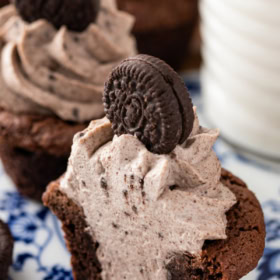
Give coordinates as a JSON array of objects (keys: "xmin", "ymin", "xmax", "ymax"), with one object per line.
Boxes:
[
  {"xmin": 0, "ymin": 0, "xmax": 136, "ymax": 121},
  {"xmin": 61, "ymin": 108, "xmax": 236, "ymax": 279}
]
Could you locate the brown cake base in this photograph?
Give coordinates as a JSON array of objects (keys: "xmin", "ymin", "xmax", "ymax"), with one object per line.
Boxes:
[
  {"xmin": 0, "ymin": 109, "xmax": 87, "ymax": 201},
  {"xmin": 43, "ymin": 169, "xmax": 265, "ymax": 280}
]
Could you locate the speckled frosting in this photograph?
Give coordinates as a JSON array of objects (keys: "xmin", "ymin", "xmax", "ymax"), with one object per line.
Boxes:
[
  {"xmin": 60, "ymin": 108, "xmax": 236, "ymax": 279},
  {"xmin": 0, "ymin": 0, "xmax": 136, "ymax": 122}
]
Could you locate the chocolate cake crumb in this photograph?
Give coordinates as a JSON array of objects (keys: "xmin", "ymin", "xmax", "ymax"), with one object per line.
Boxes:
[
  {"xmin": 139, "ymin": 178, "xmax": 144, "ymax": 188},
  {"xmin": 123, "ymin": 190, "xmax": 128, "ymax": 201},
  {"xmin": 112, "ymin": 223, "xmax": 119, "ymax": 229},
  {"xmin": 49, "ymin": 74, "xmax": 56, "ymax": 81},
  {"xmin": 158, "ymin": 233, "xmax": 164, "ymax": 240},
  {"xmin": 100, "ymin": 178, "xmax": 109, "ymax": 197},
  {"xmin": 124, "ymin": 212, "xmax": 130, "ymax": 217},
  {"xmin": 100, "ymin": 178, "xmax": 107, "ymax": 190}
]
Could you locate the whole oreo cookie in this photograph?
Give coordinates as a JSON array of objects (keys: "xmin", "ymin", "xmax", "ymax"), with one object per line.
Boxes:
[
  {"xmin": 13, "ymin": 0, "xmax": 100, "ymax": 32},
  {"xmin": 0, "ymin": 220, "xmax": 13, "ymax": 279},
  {"xmin": 104, "ymin": 55, "xmax": 194, "ymax": 154}
]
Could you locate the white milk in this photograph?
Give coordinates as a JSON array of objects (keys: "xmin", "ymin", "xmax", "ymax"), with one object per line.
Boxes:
[{"xmin": 200, "ymin": 0, "xmax": 280, "ymax": 159}]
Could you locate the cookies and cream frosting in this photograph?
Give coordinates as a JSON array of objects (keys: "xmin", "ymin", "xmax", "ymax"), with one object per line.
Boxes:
[
  {"xmin": 0, "ymin": 0, "xmax": 136, "ymax": 122},
  {"xmin": 60, "ymin": 108, "xmax": 236, "ymax": 279}
]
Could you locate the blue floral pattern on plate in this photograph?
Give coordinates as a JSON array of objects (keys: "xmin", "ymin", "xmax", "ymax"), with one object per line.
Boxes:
[
  {"xmin": 0, "ymin": 184, "xmax": 72, "ymax": 279},
  {"xmin": 0, "ymin": 74, "xmax": 279, "ymax": 280}
]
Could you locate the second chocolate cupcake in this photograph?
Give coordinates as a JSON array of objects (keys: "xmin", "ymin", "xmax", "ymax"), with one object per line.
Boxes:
[{"xmin": 0, "ymin": 0, "xmax": 136, "ymax": 201}]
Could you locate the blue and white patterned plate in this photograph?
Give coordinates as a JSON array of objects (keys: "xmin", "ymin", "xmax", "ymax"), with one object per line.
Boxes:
[{"xmin": 0, "ymin": 74, "xmax": 279, "ymax": 280}]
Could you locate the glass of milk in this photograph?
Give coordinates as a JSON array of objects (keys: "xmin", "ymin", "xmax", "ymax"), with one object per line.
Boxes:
[{"xmin": 200, "ymin": 0, "xmax": 280, "ymax": 160}]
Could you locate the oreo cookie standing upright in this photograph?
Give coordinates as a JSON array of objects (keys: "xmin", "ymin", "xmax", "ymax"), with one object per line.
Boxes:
[{"xmin": 104, "ymin": 54, "xmax": 194, "ymax": 154}]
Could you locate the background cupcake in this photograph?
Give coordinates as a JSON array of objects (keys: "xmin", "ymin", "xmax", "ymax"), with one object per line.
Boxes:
[
  {"xmin": 44, "ymin": 55, "xmax": 265, "ymax": 280},
  {"xmin": 117, "ymin": 0, "xmax": 198, "ymax": 69},
  {"xmin": 0, "ymin": 0, "xmax": 136, "ymax": 200}
]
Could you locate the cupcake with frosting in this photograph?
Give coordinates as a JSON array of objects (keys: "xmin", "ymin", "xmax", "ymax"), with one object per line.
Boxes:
[
  {"xmin": 44, "ymin": 55, "xmax": 265, "ymax": 279},
  {"xmin": 0, "ymin": 0, "xmax": 136, "ymax": 200}
]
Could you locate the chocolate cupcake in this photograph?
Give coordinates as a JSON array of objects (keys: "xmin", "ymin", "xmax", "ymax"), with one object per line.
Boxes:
[
  {"xmin": 117, "ymin": 0, "xmax": 198, "ymax": 69},
  {"xmin": 0, "ymin": 0, "xmax": 136, "ymax": 201},
  {"xmin": 43, "ymin": 55, "xmax": 265, "ymax": 279}
]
